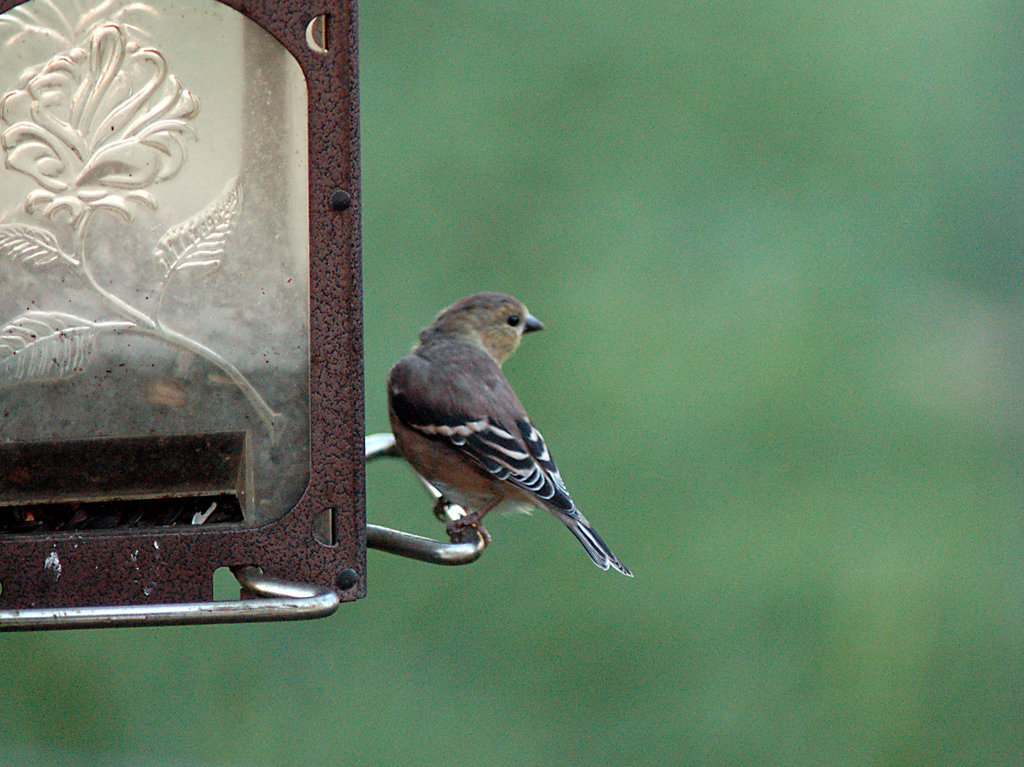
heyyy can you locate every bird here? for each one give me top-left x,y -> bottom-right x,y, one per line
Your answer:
387,292 -> 632,576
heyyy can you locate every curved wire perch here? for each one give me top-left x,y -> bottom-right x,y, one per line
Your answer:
365,432 -> 488,565
366,525 -> 486,566
0,566 -> 339,632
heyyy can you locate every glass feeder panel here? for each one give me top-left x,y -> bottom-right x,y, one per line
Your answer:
0,0 -> 310,526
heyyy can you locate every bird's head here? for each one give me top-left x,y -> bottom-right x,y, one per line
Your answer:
423,291 -> 544,365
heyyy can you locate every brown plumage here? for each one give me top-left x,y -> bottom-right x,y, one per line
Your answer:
387,292 -> 632,576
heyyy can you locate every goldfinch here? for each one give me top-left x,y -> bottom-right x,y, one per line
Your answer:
387,292 -> 632,576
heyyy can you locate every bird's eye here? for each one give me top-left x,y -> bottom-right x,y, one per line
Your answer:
507,314 -> 521,327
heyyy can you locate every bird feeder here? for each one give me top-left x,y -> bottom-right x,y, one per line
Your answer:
0,0 -> 367,628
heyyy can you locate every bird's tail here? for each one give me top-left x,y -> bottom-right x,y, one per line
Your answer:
557,511 -> 633,577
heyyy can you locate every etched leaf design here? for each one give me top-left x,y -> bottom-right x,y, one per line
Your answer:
0,311 -> 131,386
154,180 -> 242,278
0,224 -> 71,269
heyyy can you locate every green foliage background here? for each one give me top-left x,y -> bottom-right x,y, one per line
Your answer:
3,1 -> 1023,764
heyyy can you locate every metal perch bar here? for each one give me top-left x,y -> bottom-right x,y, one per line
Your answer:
365,432 -> 488,565
0,565 -> 339,632
366,525 -> 486,566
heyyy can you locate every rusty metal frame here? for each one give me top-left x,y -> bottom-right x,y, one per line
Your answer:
0,0 -> 365,620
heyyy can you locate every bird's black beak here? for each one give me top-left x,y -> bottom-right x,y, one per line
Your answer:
523,314 -> 544,333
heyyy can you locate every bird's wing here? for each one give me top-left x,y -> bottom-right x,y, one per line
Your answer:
388,352 -> 575,511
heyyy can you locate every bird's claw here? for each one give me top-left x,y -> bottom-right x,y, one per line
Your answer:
446,517 -> 491,547
432,496 -> 450,522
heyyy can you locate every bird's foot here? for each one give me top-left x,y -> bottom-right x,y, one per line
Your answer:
447,515 -> 491,546
432,495 -> 451,522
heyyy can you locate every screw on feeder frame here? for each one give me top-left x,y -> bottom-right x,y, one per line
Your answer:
336,568 -> 358,591
329,189 -> 351,211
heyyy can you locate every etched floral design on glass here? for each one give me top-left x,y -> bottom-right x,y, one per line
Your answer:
2,24 -> 197,227
0,20 -> 283,435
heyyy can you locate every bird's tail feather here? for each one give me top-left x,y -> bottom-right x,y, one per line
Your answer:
558,512 -> 633,577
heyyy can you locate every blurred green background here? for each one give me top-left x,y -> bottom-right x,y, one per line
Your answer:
3,0 -> 1023,764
